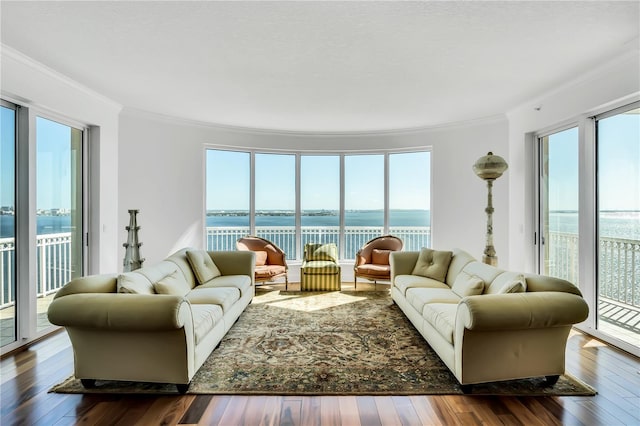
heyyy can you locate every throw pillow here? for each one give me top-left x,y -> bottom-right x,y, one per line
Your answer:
496,273 -> 526,294
371,249 -> 392,265
306,243 -> 337,262
451,270 -> 485,297
153,270 -> 191,297
116,272 -> 154,294
186,249 -> 222,285
255,250 -> 268,266
411,248 -> 453,282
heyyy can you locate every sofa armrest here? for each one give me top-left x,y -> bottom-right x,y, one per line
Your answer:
209,251 -> 255,282
53,274 -> 118,299
390,251 -> 420,283
458,292 -> 589,331
48,293 -> 192,331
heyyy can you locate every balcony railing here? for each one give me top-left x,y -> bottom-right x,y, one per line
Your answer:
1,229 -> 638,312
1,233 -> 73,308
547,233 -> 640,308
206,226 -> 432,259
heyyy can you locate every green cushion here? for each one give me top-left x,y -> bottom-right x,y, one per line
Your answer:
451,270 -> 484,297
186,249 -> 222,285
491,272 -> 527,294
116,272 -> 154,294
305,243 -> 338,262
153,270 -> 190,297
302,260 -> 340,274
411,248 -> 453,282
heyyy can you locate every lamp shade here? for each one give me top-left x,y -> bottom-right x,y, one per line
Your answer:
473,152 -> 508,180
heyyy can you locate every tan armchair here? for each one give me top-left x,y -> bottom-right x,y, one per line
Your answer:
354,235 -> 403,288
237,236 -> 289,290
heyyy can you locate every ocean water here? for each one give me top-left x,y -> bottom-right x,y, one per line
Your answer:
207,210 -> 430,227
0,210 -> 638,240
0,215 -> 74,239
549,211 -> 640,240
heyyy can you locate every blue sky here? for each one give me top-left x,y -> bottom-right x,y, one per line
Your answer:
206,150 -> 431,211
1,107 -> 15,209
0,111 -> 74,210
35,118 -> 74,211
598,111 -> 640,211
1,106 -> 638,213
547,111 -> 640,211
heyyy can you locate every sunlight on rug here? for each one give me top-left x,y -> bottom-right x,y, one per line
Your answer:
51,289 -> 597,396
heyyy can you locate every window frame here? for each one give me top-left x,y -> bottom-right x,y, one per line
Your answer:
533,99 -> 640,357
204,147 -> 432,261
1,98 -> 90,355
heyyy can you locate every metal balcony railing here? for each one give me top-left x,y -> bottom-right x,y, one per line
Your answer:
206,225 -> 432,260
1,233 -> 74,308
1,230 -> 638,314
547,233 -> 640,308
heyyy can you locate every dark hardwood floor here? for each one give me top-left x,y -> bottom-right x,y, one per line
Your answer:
2,285 -> 639,425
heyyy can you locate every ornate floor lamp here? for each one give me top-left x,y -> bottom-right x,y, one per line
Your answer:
473,152 -> 508,266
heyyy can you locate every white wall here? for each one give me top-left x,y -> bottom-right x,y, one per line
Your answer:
118,111 -> 509,267
0,46 -> 122,273
506,50 -> 640,273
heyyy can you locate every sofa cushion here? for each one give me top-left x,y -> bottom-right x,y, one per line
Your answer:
356,264 -> 390,277
186,287 -> 240,312
406,288 -> 460,314
445,248 -> 477,287
302,260 -> 340,275
190,304 -> 224,345
460,261 -> 504,288
371,249 -> 392,265
422,303 -> 457,345
134,261 -> 182,286
186,249 -> 222,285
487,271 -> 527,294
394,275 -> 449,296
451,270 -> 485,298
199,275 -> 253,297
411,248 -> 453,282
305,243 -> 338,262
153,270 -> 191,297
255,251 -> 268,266
255,265 -> 286,279
165,249 -> 198,289
116,272 -> 154,295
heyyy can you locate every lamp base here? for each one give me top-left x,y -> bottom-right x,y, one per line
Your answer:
482,255 -> 498,267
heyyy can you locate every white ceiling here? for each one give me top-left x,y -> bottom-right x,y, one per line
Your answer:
1,1 -> 639,133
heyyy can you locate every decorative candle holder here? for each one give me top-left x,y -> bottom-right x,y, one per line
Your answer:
123,209 -> 144,271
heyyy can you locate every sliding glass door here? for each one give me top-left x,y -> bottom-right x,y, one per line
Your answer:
538,127 -> 580,284
537,103 -> 639,354
596,105 -> 640,349
35,117 -> 85,332
1,102 -> 17,347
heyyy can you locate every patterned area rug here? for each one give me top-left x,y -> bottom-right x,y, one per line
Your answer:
51,290 -> 596,396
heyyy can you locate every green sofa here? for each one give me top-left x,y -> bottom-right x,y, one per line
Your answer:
47,248 -> 255,393
390,248 -> 589,391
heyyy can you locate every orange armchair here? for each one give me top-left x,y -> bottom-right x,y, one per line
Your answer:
236,236 -> 289,289
354,235 -> 403,288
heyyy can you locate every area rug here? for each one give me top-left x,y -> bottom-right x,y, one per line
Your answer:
51,289 -> 596,396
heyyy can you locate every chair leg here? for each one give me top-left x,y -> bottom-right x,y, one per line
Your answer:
285,276 -> 288,291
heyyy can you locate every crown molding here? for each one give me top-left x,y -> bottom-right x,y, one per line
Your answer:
507,47 -> 640,117
122,106 -> 507,138
1,44 -> 122,112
